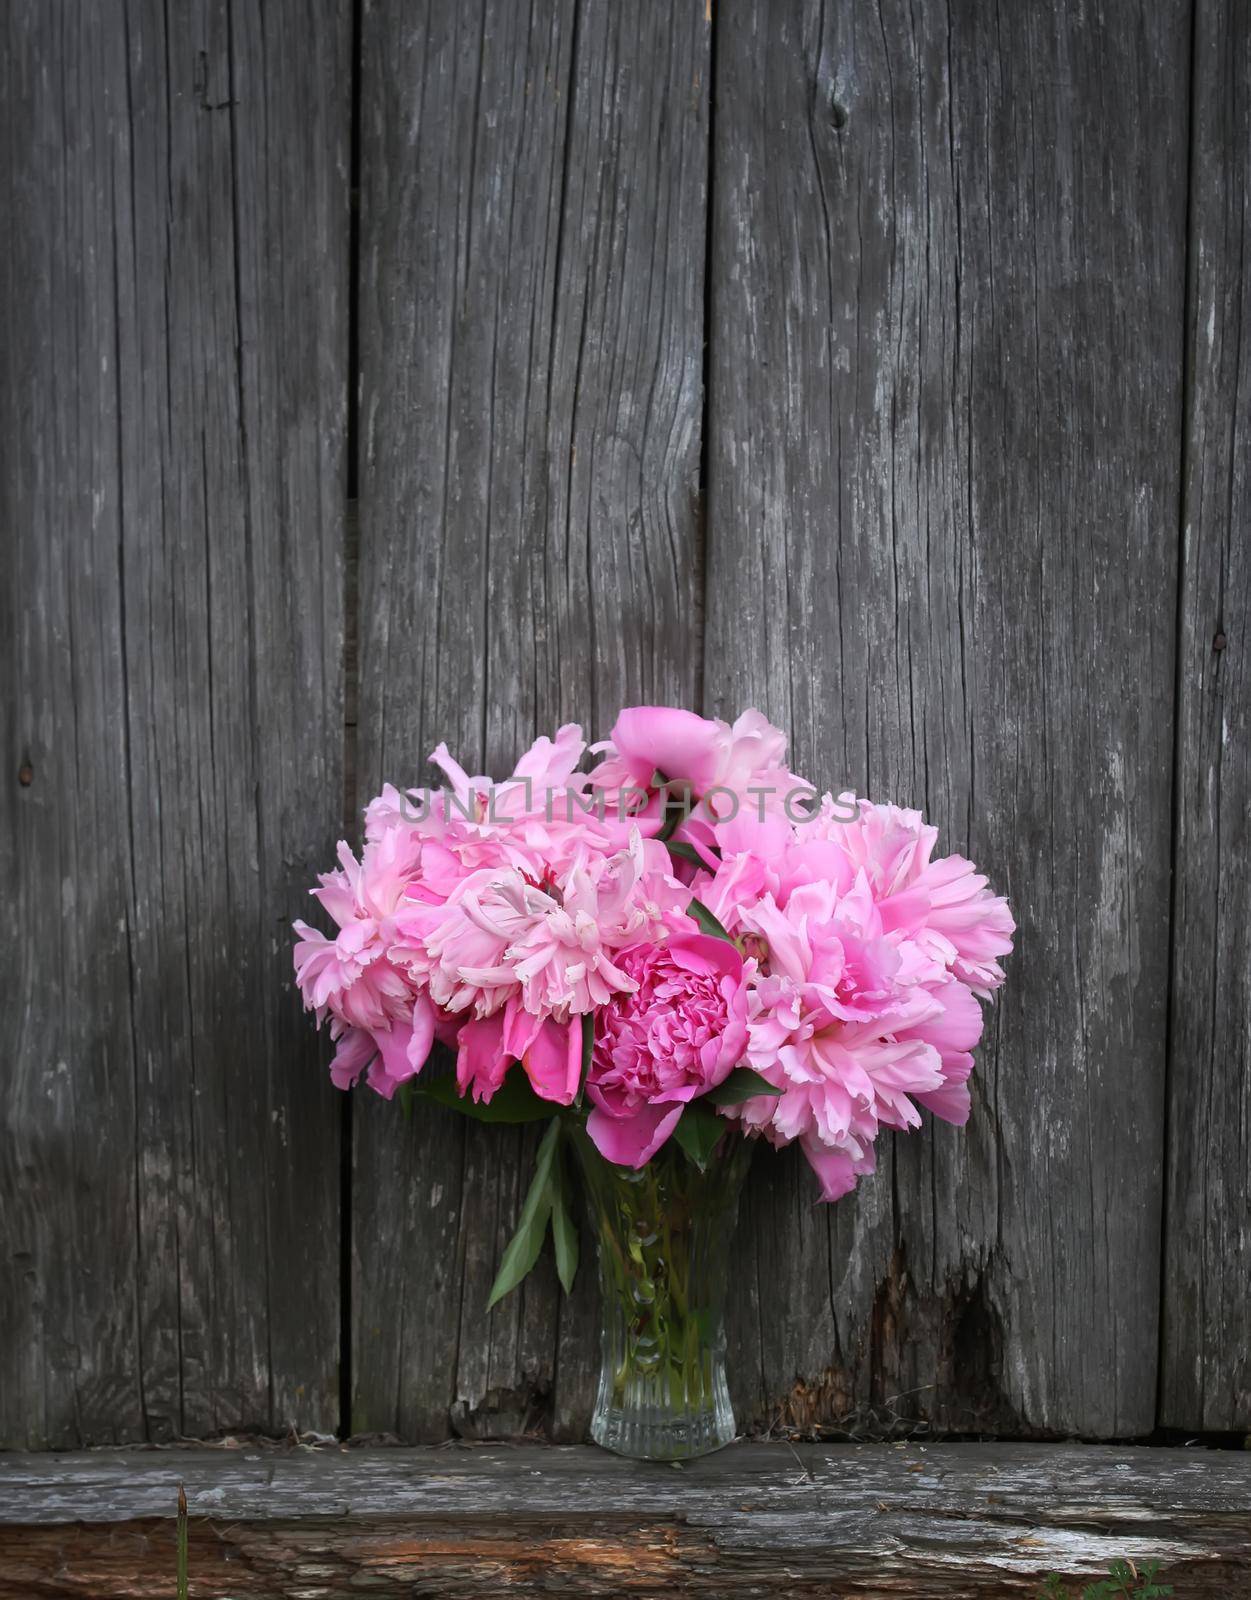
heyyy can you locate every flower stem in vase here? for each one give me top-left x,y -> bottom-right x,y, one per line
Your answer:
571,1122 -> 753,1461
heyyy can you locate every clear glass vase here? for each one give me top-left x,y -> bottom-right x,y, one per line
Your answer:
570,1123 -> 753,1461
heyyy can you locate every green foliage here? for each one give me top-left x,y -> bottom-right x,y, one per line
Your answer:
176,1484 -> 188,1600
487,1119 -> 562,1308
549,1146 -> 579,1296
487,1117 -> 580,1307
1037,1560 -> 1172,1599
673,1101 -> 725,1170
419,1066 -> 555,1123
685,896 -> 734,943
711,1066 -> 782,1106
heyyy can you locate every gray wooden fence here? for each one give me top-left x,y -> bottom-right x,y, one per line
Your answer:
2,0 -> 1247,1450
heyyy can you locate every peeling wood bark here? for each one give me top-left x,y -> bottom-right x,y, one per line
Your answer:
706,0 -> 1189,1440
1,1444 -> 1249,1597
1161,0 -> 1251,1433
0,0 -> 351,1445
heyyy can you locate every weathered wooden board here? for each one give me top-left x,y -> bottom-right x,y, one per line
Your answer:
2,1443 -> 1249,1596
0,0 -> 350,1445
705,0 -> 1189,1438
3,0 -> 1246,1456
1162,0 -> 1251,1433
352,0 -> 710,1441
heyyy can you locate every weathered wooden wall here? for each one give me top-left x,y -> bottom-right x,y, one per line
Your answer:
1162,0 -> 1251,1431
707,0 -> 1188,1442
1,0 -> 1247,1449
1,0 -> 350,1446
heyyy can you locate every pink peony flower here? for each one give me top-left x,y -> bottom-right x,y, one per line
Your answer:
725,874 -> 985,1196
292,711 -> 1013,1208
585,935 -> 750,1166
803,799 -> 1015,996
400,833 -> 688,1022
324,1003 -> 437,1101
364,725 -> 625,882
455,999 -> 584,1107
603,706 -> 731,794
591,705 -> 811,826
292,830 -> 439,1099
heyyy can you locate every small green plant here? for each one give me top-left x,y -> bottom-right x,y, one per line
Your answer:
177,1483 -> 189,1600
1037,1559 -> 1172,1599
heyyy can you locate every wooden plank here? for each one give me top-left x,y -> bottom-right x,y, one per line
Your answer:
2,1443 -> 1249,1596
352,0 -> 709,1441
1162,0 -> 1251,1432
706,0 -> 1188,1437
0,0 -> 350,1445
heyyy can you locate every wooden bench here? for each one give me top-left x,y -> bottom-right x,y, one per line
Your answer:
2,1441 -> 1249,1596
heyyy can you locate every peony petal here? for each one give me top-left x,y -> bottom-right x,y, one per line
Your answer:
501,995 -> 545,1060
456,1013 -> 510,1102
367,1012 -> 433,1100
329,1027 -> 374,1091
407,992 -> 437,1070
916,1077 -> 972,1125
521,1016 -> 584,1106
666,933 -> 743,982
609,706 -> 726,793
800,1134 -> 861,1201
586,1102 -> 684,1167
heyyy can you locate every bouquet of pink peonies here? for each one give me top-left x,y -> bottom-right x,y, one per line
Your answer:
293,706 -> 1013,1456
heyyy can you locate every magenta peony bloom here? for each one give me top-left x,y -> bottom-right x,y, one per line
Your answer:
455,999 -> 583,1107
585,935 -> 750,1166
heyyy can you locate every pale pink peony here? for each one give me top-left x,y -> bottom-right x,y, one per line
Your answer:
585,935 -> 750,1166
364,725 -> 623,881
292,832 -> 438,1099
801,798 -> 1015,996
725,873 -> 991,1198
399,832 -> 688,1023
590,706 -> 811,831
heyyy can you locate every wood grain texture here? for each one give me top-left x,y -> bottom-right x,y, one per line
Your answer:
0,0 -> 350,1445
1162,0 -> 1251,1432
2,1443 -> 1249,1596
706,0 -> 1189,1438
352,0 -> 709,1441
4,0 -> 1246,1454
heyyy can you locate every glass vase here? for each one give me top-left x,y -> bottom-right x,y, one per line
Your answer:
570,1123 -> 753,1461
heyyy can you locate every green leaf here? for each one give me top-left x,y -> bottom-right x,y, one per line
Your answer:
686,896 -> 734,944
418,1066 -> 554,1124
672,1101 -> 725,1170
655,780 -> 694,843
665,840 -> 706,867
549,1149 -> 579,1296
711,1067 -> 783,1107
485,1193 -> 552,1310
396,1079 -> 415,1120
487,1119 -> 563,1309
